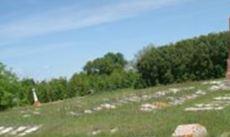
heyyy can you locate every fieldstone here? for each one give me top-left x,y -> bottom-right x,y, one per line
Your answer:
84,110 -> 93,114
9,126 -> 27,135
172,124 -> 207,137
170,88 -> 180,94
214,96 -> 230,101
18,125 -> 41,136
100,103 -> 116,109
140,103 -> 155,112
92,130 -> 101,136
140,102 -> 169,112
110,127 -> 118,134
94,106 -> 103,111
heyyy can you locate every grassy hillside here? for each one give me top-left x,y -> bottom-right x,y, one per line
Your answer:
0,79 -> 229,137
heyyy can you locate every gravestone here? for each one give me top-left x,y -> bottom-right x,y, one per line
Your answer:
32,88 -> 41,107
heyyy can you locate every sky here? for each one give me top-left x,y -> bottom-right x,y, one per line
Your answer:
0,0 -> 230,80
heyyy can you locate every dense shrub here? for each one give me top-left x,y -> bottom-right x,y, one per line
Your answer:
0,63 -> 22,110
36,77 -> 68,103
69,70 -> 139,96
135,32 -> 230,87
84,52 -> 127,75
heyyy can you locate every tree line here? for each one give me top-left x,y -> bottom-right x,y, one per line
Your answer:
0,31 -> 229,110
135,31 -> 229,87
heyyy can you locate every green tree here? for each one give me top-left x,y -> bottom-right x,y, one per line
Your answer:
84,52 -> 127,75
135,31 -> 230,88
0,63 -> 21,110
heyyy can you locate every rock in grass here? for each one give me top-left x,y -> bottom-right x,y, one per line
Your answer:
92,130 -> 101,136
100,103 -> 116,109
140,101 -> 170,112
84,110 -> 93,114
110,127 -> 118,134
172,124 -> 207,137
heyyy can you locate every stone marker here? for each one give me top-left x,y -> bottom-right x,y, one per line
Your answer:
32,88 -> 41,107
172,124 -> 207,137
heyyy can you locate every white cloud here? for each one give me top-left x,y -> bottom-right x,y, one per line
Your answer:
0,0 -> 189,40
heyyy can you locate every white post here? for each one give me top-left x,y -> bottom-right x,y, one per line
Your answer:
32,88 -> 38,102
32,88 -> 41,107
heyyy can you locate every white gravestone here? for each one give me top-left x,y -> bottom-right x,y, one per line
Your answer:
32,88 -> 41,107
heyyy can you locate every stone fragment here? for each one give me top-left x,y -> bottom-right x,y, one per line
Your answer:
185,107 -> 214,112
69,111 -> 81,116
94,106 -> 103,111
0,127 -> 13,135
170,88 -> 180,94
140,103 -> 155,112
92,130 -> 101,135
195,90 -> 206,95
172,124 -> 207,137
128,96 -> 141,102
18,125 -> 41,136
214,97 -> 230,100
110,127 -> 118,134
84,110 -> 93,114
140,102 -> 169,112
9,126 -> 27,135
0,126 -> 4,130
100,103 -> 116,109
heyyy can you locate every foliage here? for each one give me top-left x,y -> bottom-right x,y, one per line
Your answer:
67,52 -> 138,96
69,69 -> 139,96
36,77 -> 68,103
84,52 -> 127,75
135,32 -> 230,87
0,63 -> 22,110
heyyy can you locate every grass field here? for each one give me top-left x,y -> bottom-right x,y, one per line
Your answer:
0,79 -> 230,137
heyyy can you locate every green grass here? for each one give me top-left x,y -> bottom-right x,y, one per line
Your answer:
0,79 -> 230,137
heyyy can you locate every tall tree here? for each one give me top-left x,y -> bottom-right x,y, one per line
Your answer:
84,52 -> 127,75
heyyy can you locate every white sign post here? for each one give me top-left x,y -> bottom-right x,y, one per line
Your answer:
32,88 -> 41,107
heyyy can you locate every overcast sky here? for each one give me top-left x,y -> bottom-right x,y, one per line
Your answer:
0,0 -> 229,80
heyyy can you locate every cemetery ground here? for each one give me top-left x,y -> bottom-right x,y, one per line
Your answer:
0,79 -> 229,137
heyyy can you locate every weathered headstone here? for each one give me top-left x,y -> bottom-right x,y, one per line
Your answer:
172,124 -> 207,137
32,88 -> 41,107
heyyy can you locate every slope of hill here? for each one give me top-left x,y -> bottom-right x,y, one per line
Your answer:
0,79 -> 229,137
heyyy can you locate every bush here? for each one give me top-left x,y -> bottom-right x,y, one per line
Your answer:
135,32 -> 230,88
69,70 -> 139,96
0,63 -> 22,110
